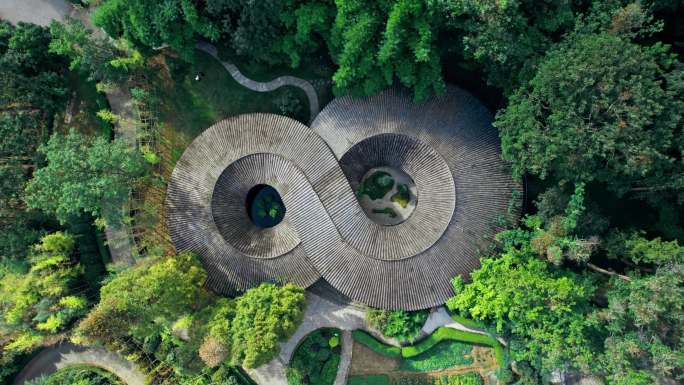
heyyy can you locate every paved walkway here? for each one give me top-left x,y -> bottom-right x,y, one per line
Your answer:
248,292 -> 393,385
247,293 -> 491,385
196,41 -> 320,123
13,342 -> 146,385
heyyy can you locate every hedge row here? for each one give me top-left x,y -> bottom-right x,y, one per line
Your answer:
351,330 -> 401,358
347,375 -> 391,385
400,327 -> 504,366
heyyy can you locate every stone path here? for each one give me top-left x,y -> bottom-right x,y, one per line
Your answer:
247,292 -> 393,385
196,41 -> 320,123
334,331 -> 354,385
13,342 -> 146,385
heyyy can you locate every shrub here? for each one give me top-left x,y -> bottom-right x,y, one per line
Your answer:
287,328 -> 341,385
199,336 -> 229,368
346,375 -> 390,385
351,330 -> 401,358
230,283 -> 306,368
365,308 -> 429,343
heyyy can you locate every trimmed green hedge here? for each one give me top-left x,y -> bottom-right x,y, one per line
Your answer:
351,330 -> 401,358
400,327 -> 504,366
347,375 -> 391,385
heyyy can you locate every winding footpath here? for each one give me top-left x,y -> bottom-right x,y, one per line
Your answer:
12,342 -> 146,385
196,41 -> 320,123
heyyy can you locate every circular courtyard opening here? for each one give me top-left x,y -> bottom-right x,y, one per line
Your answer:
245,184 -> 286,228
356,166 -> 417,226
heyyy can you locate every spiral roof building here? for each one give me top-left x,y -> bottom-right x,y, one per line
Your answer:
166,86 -> 520,310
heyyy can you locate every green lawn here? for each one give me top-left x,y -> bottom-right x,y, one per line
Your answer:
157,50 -> 310,165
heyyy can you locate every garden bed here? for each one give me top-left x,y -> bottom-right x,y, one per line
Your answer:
349,327 -> 500,385
287,328 -> 342,385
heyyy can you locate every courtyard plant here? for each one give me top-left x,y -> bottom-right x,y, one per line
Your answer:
286,328 -> 342,385
366,308 -> 429,343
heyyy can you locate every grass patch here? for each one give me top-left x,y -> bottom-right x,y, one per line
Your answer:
347,375 -> 391,385
400,340 -> 473,372
352,330 -> 401,358
157,50 -> 310,166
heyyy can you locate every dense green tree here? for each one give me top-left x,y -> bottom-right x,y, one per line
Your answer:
596,235 -> 684,385
0,232 -> 88,382
229,283 -> 306,368
75,252 -> 209,345
443,0 -> 578,94
0,21 -> 67,114
24,129 -> 146,224
495,24 -> 684,198
329,0 -> 445,101
92,0 -> 221,61
0,22 -> 67,262
365,307 -> 429,343
447,225 -> 600,380
76,253 -> 305,375
49,18 -> 143,83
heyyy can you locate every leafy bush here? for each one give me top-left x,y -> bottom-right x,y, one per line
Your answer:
400,340 -> 473,372
230,283 -> 306,368
346,375 -> 390,385
351,330 -> 401,358
365,308 -> 428,343
287,328 -> 341,385
0,232 -> 88,362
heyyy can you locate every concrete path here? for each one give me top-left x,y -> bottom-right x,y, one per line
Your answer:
0,0 -> 70,26
196,41 -> 320,123
248,292 -> 402,385
333,331 -> 353,385
248,292 -> 387,385
13,342 -> 146,385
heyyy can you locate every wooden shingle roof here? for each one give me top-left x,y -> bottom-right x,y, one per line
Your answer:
166,87 -> 520,310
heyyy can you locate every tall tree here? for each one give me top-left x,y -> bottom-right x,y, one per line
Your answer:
596,235 -> 684,385
92,0 -> 221,61
495,23 -> 684,197
447,222 -> 601,381
0,22 -> 67,262
24,129 -> 146,224
443,0 -> 578,94
0,232 -> 88,382
329,0 -> 446,101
